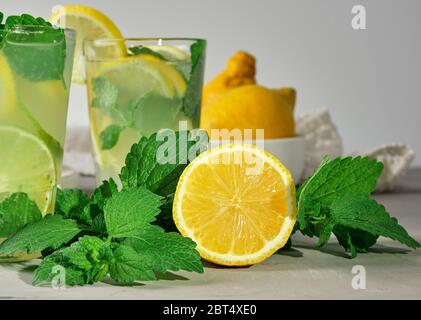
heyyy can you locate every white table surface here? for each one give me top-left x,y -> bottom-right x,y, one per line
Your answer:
1,169 -> 420,300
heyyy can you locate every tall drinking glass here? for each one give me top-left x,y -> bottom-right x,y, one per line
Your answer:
0,25 -> 75,260
84,38 -> 206,185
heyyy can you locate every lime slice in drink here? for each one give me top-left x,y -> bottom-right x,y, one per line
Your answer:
0,125 -> 56,214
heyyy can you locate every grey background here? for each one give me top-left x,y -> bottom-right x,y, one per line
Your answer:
3,0 -> 421,164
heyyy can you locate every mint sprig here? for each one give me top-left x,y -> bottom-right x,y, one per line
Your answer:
0,215 -> 82,255
0,12 -> 66,82
0,12 -> 51,43
31,185 -> 202,286
182,39 -> 206,118
0,193 -> 42,238
331,194 -> 419,248
0,130 -> 204,286
104,187 -> 162,238
120,130 -> 207,196
296,156 -> 420,257
99,125 -> 124,150
0,131 -> 419,286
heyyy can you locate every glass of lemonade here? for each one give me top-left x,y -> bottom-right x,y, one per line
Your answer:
85,38 -> 206,185
0,26 -> 75,215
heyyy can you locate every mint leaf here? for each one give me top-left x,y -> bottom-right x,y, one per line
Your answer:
34,236 -> 112,286
5,14 -> 51,28
154,194 -> 178,232
92,77 -> 119,111
55,180 -> 118,234
119,130 -> 207,196
104,187 -> 162,238
91,179 -> 119,210
55,189 -> 91,225
100,125 -> 124,150
91,77 -> 133,133
331,195 -> 420,250
1,13 -> 52,44
128,45 -> 165,60
59,236 -> 111,283
0,193 -> 42,237
1,14 -> 66,82
119,135 -> 148,188
33,255 -> 86,286
298,157 -> 383,234
60,236 -> 112,271
0,12 -> 4,43
182,39 -> 206,118
109,243 -> 156,284
124,225 -> 203,274
87,179 -> 119,234
333,226 -> 378,258
0,215 -> 82,255
297,156 -> 419,257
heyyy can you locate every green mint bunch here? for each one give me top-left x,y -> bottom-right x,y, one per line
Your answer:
295,157 -> 420,258
0,12 -> 66,82
1,131 -> 419,286
0,131 -> 205,286
0,12 -> 51,43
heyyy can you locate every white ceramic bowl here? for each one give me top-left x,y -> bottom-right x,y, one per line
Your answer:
209,136 -> 306,182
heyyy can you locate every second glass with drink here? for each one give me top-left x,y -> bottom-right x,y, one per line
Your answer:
84,38 -> 206,184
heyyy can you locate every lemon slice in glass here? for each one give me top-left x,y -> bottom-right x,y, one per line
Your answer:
145,45 -> 191,80
0,125 -> 56,214
50,5 -> 125,84
89,56 -> 186,177
145,45 -> 190,62
0,53 -> 17,116
129,54 -> 187,96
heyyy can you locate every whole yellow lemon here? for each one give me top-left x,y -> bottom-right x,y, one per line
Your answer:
200,85 -> 296,140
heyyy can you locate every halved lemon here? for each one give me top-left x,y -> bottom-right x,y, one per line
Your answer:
50,5 -> 125,84
0,125 -> 56,214
173,143 -> 297,266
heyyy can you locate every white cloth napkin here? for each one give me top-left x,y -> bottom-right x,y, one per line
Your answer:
63,110 -> 415,192
296,109 -> 415,192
